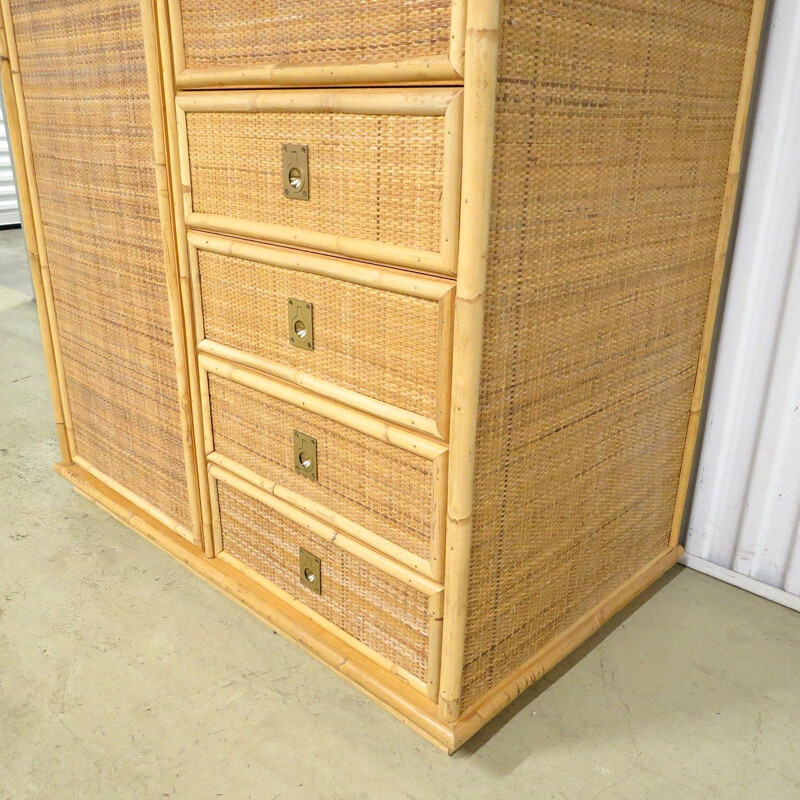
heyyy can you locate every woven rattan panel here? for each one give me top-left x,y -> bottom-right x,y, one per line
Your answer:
198,249 -> 443,420
207,375 -> 439,562
185,111 -> 445,255
216,481 -> 430,683
178,0 -> 453,70
9,0 -> 191,529
461,0 -> 754,709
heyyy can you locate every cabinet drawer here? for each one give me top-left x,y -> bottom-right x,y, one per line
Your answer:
191,232 -> 454,439
210,466 -> 443,698
177,89 -> 463,275
169,1 -> 466,89
201,357 -> 448,580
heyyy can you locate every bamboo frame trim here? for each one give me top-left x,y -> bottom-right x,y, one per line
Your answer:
188,230 -> 454,441
217,549 -> 430,698
0,0 -> 76,460
451,546 -> 684,749
74,455 -> 194,542
139,0 -> 203,547
210,464 -> 442,596
199,351 -> 449,581
185,213 -> 454,275
175,58 -> 461,91
166,0 -> 465,90
198,340 -> 447,441
207,450 -> 437,580
669,0 -> 770,548
56,460 -> 683,753
199,354 -> 448,461
57,460 -> 456,752
176,89 -> 463,276
187,231 -> 454,300
211,463 -> 444,697
156,0 -> 215,554
0,6 -> 70,462
176,88 -> 459,115
437,0 -> 502,724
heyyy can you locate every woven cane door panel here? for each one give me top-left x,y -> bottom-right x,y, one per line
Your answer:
460,0 -> 756,708
180,91 -> 462,273
8,0 -> 192,531
175,0 -> 457,77
214,479 -> 432,686
206,374 -> 444,569
196,246 -> 451,431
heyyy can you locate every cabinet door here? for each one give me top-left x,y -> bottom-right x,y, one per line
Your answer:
4,0 -> 200,542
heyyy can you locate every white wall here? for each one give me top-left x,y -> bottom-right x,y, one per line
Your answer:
684,0 -> 800,611
0,94 -> 20,227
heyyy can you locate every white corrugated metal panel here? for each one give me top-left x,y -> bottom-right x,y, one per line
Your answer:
0,96 -> 20,227
685,0 -> 800,610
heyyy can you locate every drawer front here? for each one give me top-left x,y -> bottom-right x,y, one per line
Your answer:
178,90 -> 463,275
192,233 -> 454,439
211,470 -> 442,695
202,361 -> 448,578
170,1 -> 465,88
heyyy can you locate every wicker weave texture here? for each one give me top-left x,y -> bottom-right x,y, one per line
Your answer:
185,110 -> 446,256
177,0 -> 453,70
207,375 -> 440,562
216,481 -> 431,682
461,0 -> 754,709
198,249 -> 444,421
9,0 -> 191,530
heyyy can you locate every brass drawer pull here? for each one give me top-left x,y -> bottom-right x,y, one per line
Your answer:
282,143 -> 309,200
294,430 -> 318,481
298,548 -> 322,595
288,298 -> 314,350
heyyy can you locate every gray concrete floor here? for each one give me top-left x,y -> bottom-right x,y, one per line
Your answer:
1,226 -> 799,799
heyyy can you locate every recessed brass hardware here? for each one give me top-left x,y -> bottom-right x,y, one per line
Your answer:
282,143 -> 309,200
288,298 -> 314,350
294,430 -> 318,481
298,548 -> 322,595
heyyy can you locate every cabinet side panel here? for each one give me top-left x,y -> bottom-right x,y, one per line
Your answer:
462,0 -> 755,709
9,0 -> 192,531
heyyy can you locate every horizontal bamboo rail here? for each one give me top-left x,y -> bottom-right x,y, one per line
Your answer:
176,87 -> 460,115
199,354 -> 448,461
207,451 -> 437,579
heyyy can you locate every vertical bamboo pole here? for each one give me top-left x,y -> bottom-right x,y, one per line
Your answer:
154,0 -> 215,555
0,0 -> 76,462
139,0 -> 205,547
438,0 -> 501,724
669,0 -> 770,548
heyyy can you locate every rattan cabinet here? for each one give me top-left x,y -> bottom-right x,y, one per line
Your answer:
1,0 -> 765,752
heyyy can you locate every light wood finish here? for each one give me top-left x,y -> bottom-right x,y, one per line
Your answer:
669,0 -> 770,548
438,0 -> 501,724
199,359 -> 449,581
1,0 -> 200,542
176,89 -> 463,275
7,0 -> 764,755
155,0 -> 215,554
210,465 -> 443,698
451,546 -> 684,748
210,464 -> 442,597
200,355 -> 448,461
189,231 -> 455,439
168,0 -> 466,90
207,451 -> 437,579
57,460 -> 456,752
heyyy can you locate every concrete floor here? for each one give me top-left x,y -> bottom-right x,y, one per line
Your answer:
1,226 -> 799,799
